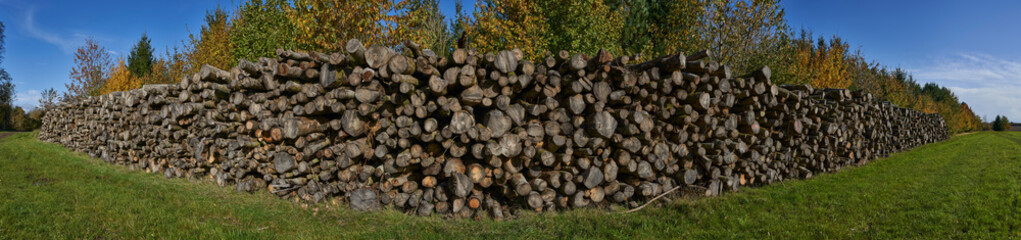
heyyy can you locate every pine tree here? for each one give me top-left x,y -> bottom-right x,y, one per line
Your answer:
127,33 -> 154,77
993,115 -> 1003,131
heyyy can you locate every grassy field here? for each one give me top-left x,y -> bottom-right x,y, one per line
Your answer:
0,131 -> 1018,239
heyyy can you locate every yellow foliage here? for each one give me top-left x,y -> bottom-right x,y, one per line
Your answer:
146,57 -> 187,85
645,0 -> 703,60
792,37 -> 851,89
467,0 -> 548,60
188,8 -> 234,71
394,0 -> 452,55
145,47 -> 191,85
288,0 -> 415,52
465,0 -> 624,60
100,60 -> 143,95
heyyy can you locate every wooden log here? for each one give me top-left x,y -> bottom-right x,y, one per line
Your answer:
365,45 -> 394,69
494,50 -> 518,74
341,111 -> 366,137
450,172 -> 473,198
283,117 -> 322,139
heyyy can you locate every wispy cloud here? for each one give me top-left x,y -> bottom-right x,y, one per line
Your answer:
14,89 -> 41,110
908,52 -> 1021,121
22,7 -> 81,54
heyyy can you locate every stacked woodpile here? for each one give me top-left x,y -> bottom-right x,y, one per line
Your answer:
39,40 -> 948,219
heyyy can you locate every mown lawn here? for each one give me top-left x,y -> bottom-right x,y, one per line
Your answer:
0,131 -> 1018,239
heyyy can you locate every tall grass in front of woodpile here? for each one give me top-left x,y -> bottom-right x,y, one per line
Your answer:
0,132 -> 1018,239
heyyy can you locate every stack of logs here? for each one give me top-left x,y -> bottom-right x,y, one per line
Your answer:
39,39 -> 948,219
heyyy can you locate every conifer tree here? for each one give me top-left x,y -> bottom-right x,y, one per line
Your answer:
127,33 -> 155,77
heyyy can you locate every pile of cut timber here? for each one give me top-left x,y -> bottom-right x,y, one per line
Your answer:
40,40 -> 948,219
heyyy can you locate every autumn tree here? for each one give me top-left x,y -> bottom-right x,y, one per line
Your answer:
127,33 -> 155,77
8,106 -> 39,131
165,0 -> 987,133
467,0 -> 625,60
67,38 -> 112,99
25,107 -> 45,130
467,0 -> 549,60
100,59 -> 143,95
287,0 -> 413,52
187,7 -> 234,71
788,33 -> 851,88
8,106 -> 24,130
960,103 -> 982,131
146,46 -> 191,85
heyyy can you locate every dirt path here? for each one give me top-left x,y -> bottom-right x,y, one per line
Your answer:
955,132 -> 976,137
0,132 -> 21,140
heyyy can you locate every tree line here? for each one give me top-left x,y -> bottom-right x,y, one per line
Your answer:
991,115 -> 1013,131
58,0 -> 983,133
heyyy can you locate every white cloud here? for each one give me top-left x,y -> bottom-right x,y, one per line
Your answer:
947,86 -> 1021,122
22,7 -> 81,54
908,52 -> 1021,121
14,89 -> 40,110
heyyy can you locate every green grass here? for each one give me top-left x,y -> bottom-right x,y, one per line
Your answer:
1,131 -> 1019,239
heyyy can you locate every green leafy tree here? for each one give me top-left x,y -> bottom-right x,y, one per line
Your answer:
0,20 -> 13,130
0,79 -> 11,130
127,33 -> 155,77
614,0 -> 702,59
407,0 -> 454,56
38,88 -> 58,116
540,0 -> 623,55
9,106 -> 40,131
230,0 -> 298,63
999,116 -> 1011,131
698,0 -> 791,76
467,0 -> 623,60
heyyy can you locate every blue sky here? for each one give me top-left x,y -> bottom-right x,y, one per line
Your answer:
0,0 -> 1018,121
